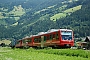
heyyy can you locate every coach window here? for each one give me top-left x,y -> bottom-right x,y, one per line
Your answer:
23,40 -> 28,43
17,41 -> 19,44
25,40 -> 27,43
56,33 -> 59,39
34,38 -> 38,43
53,34 -> 55,40
30,39 -> 32,42
38,37 -> 41,42
44,36 -> 47,41
50,34 -> 53,40
28,39 -> 32,43
47,36 -> 49,40
23,40 -> 25,43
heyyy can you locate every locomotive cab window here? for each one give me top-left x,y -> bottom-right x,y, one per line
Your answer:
61,31 -> 72,40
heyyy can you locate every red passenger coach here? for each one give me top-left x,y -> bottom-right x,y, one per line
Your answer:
15,39 -> 23,48
15,37 -> 33,48
15,29 -> 74,48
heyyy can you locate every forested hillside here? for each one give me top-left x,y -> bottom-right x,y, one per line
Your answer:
0,0 -> 90,40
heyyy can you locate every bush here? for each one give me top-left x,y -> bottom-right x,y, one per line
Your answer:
0,43 -> 6,47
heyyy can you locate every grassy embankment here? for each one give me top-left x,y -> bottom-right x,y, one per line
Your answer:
0,47 -> 90,60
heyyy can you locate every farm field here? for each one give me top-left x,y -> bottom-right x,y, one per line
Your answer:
0,47 -> 90,60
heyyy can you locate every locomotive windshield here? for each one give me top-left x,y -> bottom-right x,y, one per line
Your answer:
61,31 -> 72,40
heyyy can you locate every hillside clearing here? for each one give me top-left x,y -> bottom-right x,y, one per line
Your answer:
50,5 -> 82,21
64,5 -> 82,13
0,5 -> 25,21
50,13 -> 66,21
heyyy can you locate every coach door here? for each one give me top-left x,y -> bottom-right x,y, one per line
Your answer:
41,36 -> 44,48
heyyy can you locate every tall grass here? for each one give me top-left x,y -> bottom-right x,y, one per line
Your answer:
0,47 -> 90,60
34,49 -> 90,58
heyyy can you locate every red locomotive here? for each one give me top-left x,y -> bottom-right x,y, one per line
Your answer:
15,29 -> 74,48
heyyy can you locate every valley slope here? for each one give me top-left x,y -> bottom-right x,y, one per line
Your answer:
0,0 -> 90,40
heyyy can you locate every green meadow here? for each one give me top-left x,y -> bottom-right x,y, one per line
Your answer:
0,47 -> 90,60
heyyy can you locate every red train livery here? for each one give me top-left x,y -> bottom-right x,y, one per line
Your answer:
15,29 -> 74,48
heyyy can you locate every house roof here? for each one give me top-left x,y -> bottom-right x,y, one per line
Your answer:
85,36 -> 90,42
87,36 -> 90,40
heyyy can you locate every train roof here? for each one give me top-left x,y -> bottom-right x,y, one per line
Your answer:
33,29 -> 72,37
60,29 -> 72,31
47,29 -> 72,32
22,29 -> 73,39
